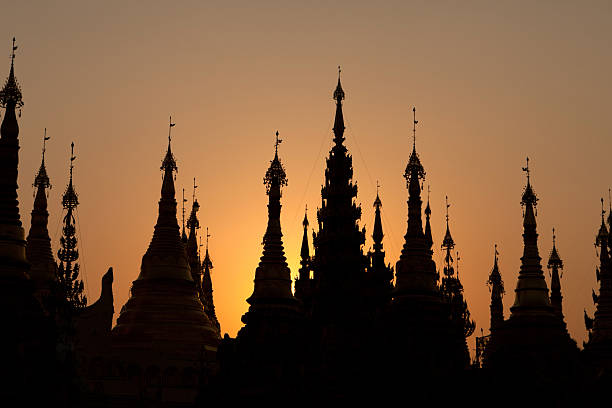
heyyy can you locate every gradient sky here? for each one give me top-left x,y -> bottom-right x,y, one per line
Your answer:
2,1 -> 611,354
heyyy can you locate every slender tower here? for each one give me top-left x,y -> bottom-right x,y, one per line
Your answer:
241,131 -> 300,325
393,108 -> 439,301
26,130 -> 57,302
0,37 -> 27,282
295,207 -> 314,306
312,68 -> 366,319
113,119 -> 219,360
366,186 -> 393,305
547,228 -> 564,319
56,142 -> 86,310
201,228 -> 220,335
390,108 -> 467,373
487,245 -> 505,331
439,196 -> 475,345
186,178 -> 202,298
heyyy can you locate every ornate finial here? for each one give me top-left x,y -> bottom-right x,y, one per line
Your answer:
548,227 -> 564,271
34,129 -> 51,189
264,131 -> 288,194
333,66 -> 345,102
161,118 -> 178,173
186,179 -> 200,231
553,227 -> 556,246
62,142 -> 79,210
412,107 -> 418,150
303,205 -> 309,228
374,182 -> 382,208
274,130 -> 282,156
442,195 -> 455,250
0,37 -> 23,109
521,157 -> 537,208
168,116 -> 176,144
42,128 -> 49,161
206,227 -> 211,251
494,244 -> 499,264
445,195 -> 450,224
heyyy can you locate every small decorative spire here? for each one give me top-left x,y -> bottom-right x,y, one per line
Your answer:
547,227 -> 564,319
62,142 -> 78,210
404,107 -> 425,184
264,131 -> 288,195
488,244 -> 505,331
161,116 -> 177,174
521,157 -> 537,210
333,65 -> 345,102
0,37 -> 23,109
596,197 -> 608,248
34,128 -> 51,190
300,205 -> 310,265
442,195 -> 455,251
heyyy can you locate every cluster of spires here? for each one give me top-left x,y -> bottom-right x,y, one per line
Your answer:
4,38 -> 612,401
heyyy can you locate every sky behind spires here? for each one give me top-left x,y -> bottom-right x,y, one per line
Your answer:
2,1 -> 612,353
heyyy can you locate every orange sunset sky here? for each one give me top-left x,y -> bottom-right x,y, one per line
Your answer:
2,1 -> 612,354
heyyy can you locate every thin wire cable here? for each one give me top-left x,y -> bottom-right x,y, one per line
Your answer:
292,115 -> 335,225
345,120 -> 399,257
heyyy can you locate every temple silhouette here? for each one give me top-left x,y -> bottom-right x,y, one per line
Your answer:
1,41 -> 611,406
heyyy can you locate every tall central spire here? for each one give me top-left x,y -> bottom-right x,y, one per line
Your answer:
312,70 -> 366,312
510,157 -> 553,316
137,118 -> 192,281
333,66 -> 345,146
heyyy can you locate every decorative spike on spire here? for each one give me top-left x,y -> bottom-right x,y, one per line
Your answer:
34,129 -> 51,190
404,107 -> 425,185
332,67 -> 346,146
372,184 -> 384,251
62,142 -> 78,210
441,196 -> 455,267
547,227 -> 564,319
0,37 -> 23,109
596,197 -> 609,248
300,205 -> 310,262
181,188 -> 187,242
488,244 -> 505,331
424,184 -> 433,248
264,131 -> 288,195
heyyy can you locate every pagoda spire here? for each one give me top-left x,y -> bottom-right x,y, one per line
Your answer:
547,228 -> 564,319
312,71 -> 365,311
26,129 -> 56,298
57,142 -> 87,310
245,131 -> 295,307
137,117 -> 192,281
186,178 -> 202,295
332,66 -> 345,146
440,196 -> 475,339
487,244 -> 505,331
372,182 -> 383,252
509,157 -> 553,316
424,185 -> 433,249
201,227 -> 220,334
394,107 -> 438,299
299,206 -> 310,281
0,37 -> 25,236
368,185 -> 393,302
